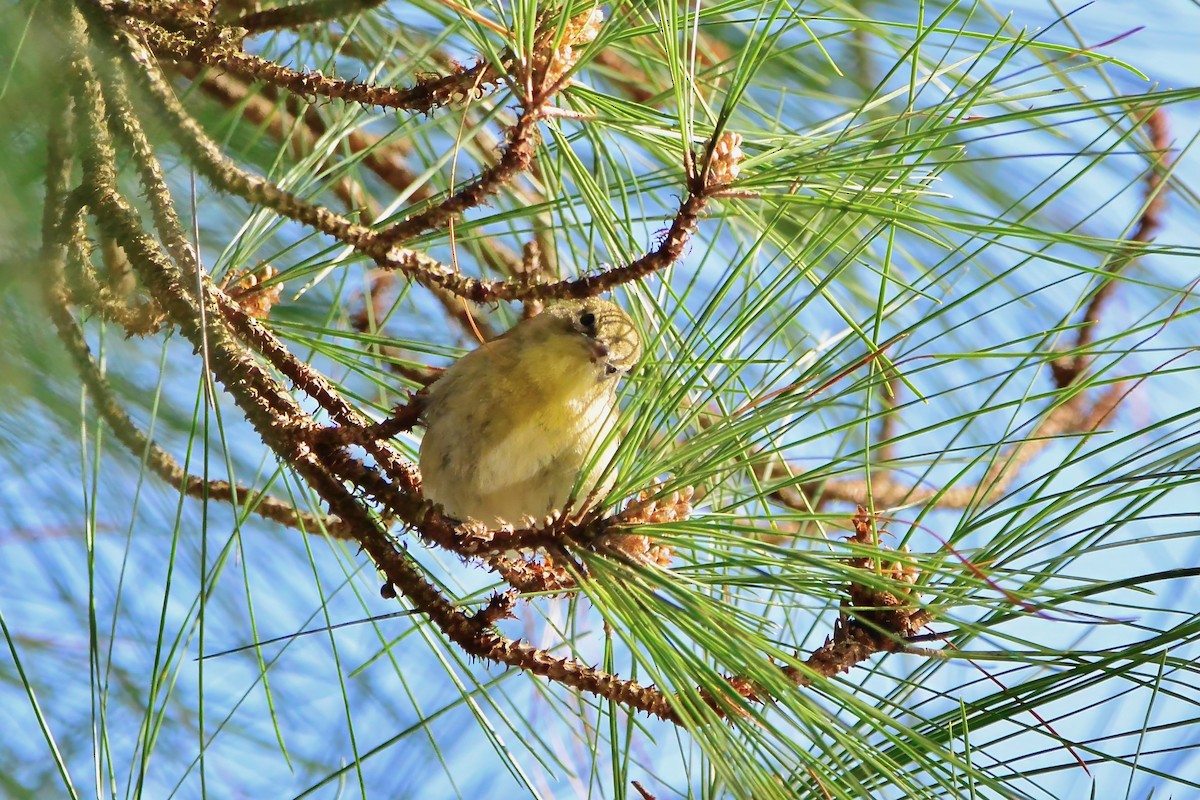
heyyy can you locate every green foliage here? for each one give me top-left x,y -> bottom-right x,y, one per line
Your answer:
2,0 -> 1199,798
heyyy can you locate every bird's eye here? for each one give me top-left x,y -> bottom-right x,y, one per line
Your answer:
605,364 -> 619,375
579,311 -> 596,330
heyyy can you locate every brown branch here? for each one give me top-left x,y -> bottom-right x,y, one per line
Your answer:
1079,108 -> 1171,342
233,0 -> 387,33
764,383 -> 1128,512
62,212 -> 166,335
631,781 -> 658,800
176,61 -> 441,207
700,508 -> 937,718
372,9 -> 610,247
175,63 -> 502,340
179,63 -> 383,219
488,553 -> 580,595
375,106 -> 543,245
374,131 -> 745,303
1053,108 -> 1172,388
120,14 -> 504,113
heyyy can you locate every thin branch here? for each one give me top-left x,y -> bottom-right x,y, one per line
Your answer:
765,383 -> 1128,512
233,0 -> 388,33
120,13 -> 504,113
1053,108 -> 1172,387
699,508 -> 937,718
179,63 -> 388,219
375,106 -> 543,245
375,131 -> 745,303
176,63 -> 502,339
372,9 -> 610,246
63,212 -> 166,335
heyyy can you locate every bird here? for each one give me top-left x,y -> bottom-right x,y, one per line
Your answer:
418,298 -> 641,527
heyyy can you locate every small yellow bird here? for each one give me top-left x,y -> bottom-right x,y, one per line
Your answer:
419,298 -> 642,526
